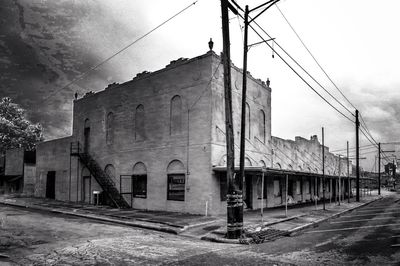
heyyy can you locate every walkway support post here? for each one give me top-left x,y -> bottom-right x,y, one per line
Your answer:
378,143 -> 381,195
285,174 -> 288,217
261,171 -> 264,224
322,127 -> 325,210
221,0 -> 242,239
347,141 -> 350,203
356,109 -> 360,202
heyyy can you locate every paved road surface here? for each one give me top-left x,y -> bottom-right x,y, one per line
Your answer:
1,194 -> 399,265
168,193 -> 400,265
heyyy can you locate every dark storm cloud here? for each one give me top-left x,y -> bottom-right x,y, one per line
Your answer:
0,0 -> 146,140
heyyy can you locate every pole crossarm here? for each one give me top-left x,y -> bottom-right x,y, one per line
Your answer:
250,0 -> 280,23
248,38 -> 276,48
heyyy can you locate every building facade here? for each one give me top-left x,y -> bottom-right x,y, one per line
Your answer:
30,50 -> 354,215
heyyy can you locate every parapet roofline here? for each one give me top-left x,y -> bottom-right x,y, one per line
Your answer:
76,50 -> 270,101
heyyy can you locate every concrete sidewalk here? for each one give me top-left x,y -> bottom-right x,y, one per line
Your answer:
0,196 -> 217,234
0,190 -> 390,244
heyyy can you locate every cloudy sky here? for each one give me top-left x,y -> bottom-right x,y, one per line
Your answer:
1,0 -> 400,169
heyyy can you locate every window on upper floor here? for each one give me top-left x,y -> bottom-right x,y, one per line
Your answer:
106,112 -> 114,145
170,95 -> 182,136
135,105 -> 145,141
245,102 -> 250,139
259,110 -> 266,143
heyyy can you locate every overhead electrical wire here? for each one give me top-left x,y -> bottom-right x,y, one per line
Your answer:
233,10 -> 355,123
275,4 -> 357,112
41,1 -> 198,102
274,3 -> 385,161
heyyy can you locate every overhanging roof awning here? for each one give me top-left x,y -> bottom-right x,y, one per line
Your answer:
213,166 -> 359,180
0,175 -> 22,182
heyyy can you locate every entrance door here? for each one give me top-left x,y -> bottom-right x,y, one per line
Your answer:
45,171 -> 56,199
84,127 -> 90,153
83,176 -> 91,203
244,175 -> 253,209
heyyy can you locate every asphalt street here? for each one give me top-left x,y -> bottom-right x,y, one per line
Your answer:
1,194 -> 399,265
167,193 -> 400,265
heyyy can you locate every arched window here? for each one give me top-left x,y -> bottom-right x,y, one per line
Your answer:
167,160 -> 185,201
132,162 -> 147,198
170,95 -> 182,135
106,112 -> 114,144
275,163 -> 282,169
104,164 -> 116,183
259,110 -> 266,143
245,102 -> 250,139
135,105 -> 145,141
245,157 -> 252,166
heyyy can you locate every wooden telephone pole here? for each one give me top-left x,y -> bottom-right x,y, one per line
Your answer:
220,0 -> 242,239
355,109 -> 360,202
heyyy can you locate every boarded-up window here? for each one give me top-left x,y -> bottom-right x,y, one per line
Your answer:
167,160 -> 185,201
259,110 -> 265,143
106,112 -> 114,144
135,105 -> 145,141
296,180 -> 301,194
170,95 -> 182,135
132,162 -> 147,198
104,164 -> 116,184
273,179 -> 281,196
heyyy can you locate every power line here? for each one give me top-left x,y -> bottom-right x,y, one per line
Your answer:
250,20 -> 355,119
41,1 -> 198,102
236,14 -> 355,123
331,144 -> 375,153
275,4 -> 357,112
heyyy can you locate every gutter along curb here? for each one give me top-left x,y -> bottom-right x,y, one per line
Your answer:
0,200 -> 181,235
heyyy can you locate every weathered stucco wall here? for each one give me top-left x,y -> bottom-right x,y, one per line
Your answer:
35,136 -> 74,200
4,148 -> 24,176
69,52 -> 215,214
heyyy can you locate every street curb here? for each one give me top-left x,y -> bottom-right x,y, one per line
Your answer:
0,200 -> 180,235
288,196 -> 383,236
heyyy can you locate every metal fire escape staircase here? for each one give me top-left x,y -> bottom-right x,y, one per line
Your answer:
70,141 -> 130,208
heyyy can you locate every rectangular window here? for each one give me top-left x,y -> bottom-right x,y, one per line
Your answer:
167,174 -> 185,201
305,180 -> 310,193
296,180 -> 301,195
273,179 -> 281,197
220,173 -> 227,201
132,175 -> 147,198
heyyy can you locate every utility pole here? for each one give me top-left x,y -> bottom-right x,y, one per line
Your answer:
220,0 -> 242,239
239,1 -> 278,208
322,127 -> 325,210
238,5 -> 249,205
347,141 -> 350,203
378,143 -> 381,195
393,159 -> 396,189
338,155 -> 341,205
355,109 -> 360,202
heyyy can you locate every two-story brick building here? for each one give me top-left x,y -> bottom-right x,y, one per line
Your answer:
30,49 -> 354,215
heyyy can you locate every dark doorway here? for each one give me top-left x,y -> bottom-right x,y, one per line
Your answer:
83,176 -> 91,204
244,175 -> 253,209
84,126 -> 90,153
288,179 -> 294,197
46,171 -> 56,199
